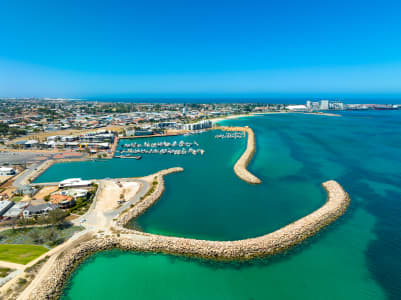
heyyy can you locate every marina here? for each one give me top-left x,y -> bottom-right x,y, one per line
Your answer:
3,1 -> 400,298
115,139 -> 205,157
29,112 -> 401,300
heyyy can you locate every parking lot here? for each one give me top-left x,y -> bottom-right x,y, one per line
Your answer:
0,152 -> 48,165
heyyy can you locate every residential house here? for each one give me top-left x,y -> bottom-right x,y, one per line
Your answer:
3,202 -> 29,219
0,200 -> 14,217
61,189 -> 88,198
22,203 -> 57,218
15,185 -> 38,197
50,194 -> 76,209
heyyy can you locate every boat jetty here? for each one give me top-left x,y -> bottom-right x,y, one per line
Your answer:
114,155 -> 142,160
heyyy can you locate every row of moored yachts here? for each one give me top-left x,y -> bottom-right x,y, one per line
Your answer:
215,132 -> 246,139
122,140 -> 199,148
117,148 -> 205,155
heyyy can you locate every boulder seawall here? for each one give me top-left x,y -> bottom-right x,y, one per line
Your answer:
27,179 -> 350,299
118,167 -> 184,226
219,126 -> 261,184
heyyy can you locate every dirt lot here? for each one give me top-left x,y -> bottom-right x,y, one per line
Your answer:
34,186 -> 59,200
0,187 -> 17,200
0,176 -> 12,185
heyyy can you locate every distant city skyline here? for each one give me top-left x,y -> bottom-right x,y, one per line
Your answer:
1,0 -> 401,98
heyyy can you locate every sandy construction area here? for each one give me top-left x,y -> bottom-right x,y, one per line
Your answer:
121,181 -> 140,202
96,181 -> 120,211
92,181 -> 140,228
34,186 -> 58,200
95,181 -> 121,212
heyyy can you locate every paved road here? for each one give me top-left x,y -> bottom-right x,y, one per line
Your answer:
32,182 -> 59,187
11,152 -> 87,188
0,261 -> 24,270
0,269 -> 22,287
0,152 -> 44,165
13,162 -> 42,188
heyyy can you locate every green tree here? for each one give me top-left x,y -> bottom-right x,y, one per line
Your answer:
47,209 -> 69,227
43,228 -> 59,245
29,230 -> 43,244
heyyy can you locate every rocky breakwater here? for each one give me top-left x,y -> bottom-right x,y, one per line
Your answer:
219,126 -> 261,184
26,238 -> 118,300
117,167 -> 184,228
27,180 -> 350,299
117,180 -> 350,260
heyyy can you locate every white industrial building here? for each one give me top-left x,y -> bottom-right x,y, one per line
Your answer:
0,167 -> 16,176
0,200 -> 14,217
320,100 -> 329,110
59,178 -> 92,188
3,202 -> 29,219
286,105 -> 307,111
183,120 -> 212,131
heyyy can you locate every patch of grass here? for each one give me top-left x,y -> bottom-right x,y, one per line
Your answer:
0,267 -> 11,277
0,225 -> 84,248
0,244 -> 48,265
11,196 -> 22,202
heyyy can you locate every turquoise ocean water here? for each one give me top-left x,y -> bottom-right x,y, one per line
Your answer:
36,112 -> 401,300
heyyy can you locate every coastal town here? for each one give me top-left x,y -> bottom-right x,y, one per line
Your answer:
0,98 -> 386,230
0,98 -> 394,299
3,0 -> 401,297
0,98 -> 393,237
0,98 -> 399,152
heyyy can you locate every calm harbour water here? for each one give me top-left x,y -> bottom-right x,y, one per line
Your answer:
36,112 -> 401,300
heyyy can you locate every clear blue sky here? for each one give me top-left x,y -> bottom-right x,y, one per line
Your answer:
0,0 -> 401,99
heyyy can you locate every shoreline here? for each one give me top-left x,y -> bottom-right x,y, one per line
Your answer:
27,177 -> 350,299
209,113 -> 256,124
24,110 -> 337,184
14,113 -> 349,299
301,112 -> 342,117
21,156 -> 92,185
27,123 -> 260,185
210,111 -> 341,125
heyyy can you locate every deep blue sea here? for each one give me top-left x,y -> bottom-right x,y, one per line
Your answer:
86,97 -> 400,104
